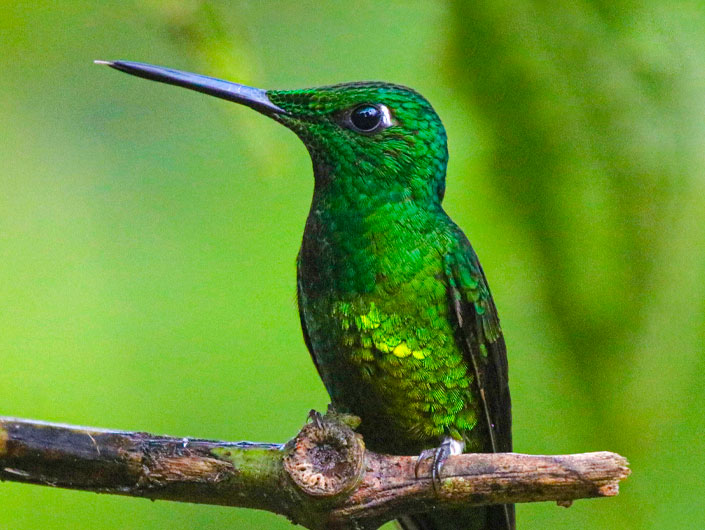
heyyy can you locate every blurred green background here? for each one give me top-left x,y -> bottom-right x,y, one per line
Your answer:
1,1 -> 704,528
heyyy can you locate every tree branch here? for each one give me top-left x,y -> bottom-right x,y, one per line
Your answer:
0,412 -> 630,529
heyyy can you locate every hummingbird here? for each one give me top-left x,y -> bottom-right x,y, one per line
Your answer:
98,60 -> 514,530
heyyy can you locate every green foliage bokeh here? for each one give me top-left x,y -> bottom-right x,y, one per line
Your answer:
1,1 -> 703,528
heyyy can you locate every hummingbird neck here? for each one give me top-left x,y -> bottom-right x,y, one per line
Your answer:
310,157 -> 446,215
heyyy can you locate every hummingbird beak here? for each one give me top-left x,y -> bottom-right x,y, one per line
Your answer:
95,60 -> 287,116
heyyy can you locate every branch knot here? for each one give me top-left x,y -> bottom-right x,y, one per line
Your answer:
284,412 -> 365,497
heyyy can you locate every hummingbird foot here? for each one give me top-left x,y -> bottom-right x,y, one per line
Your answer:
307,407 -> 362,430
307,409 -> 324,429
414,437 -> 465,491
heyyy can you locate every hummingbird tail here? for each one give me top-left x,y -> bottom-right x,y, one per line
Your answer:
397,504 -> 515,530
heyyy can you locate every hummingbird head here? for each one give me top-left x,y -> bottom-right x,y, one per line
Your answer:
267,84 -> 448,205
97,61 -> 449,207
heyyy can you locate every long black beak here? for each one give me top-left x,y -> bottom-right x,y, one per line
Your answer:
95,60 -> 286,115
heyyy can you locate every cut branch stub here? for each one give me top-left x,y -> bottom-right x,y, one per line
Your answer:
284,413 -> 365,498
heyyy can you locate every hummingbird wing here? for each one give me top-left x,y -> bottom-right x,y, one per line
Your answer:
444,237 -> 515,530
444,237 -> 512,454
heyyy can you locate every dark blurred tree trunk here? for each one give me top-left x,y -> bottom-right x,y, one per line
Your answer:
448,1 -> 704,453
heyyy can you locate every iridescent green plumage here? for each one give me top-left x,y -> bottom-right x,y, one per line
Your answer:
100,61 -> 513,530
273,84 -> 513,530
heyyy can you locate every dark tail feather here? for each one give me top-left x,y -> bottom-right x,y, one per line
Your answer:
397,504 -> 515,530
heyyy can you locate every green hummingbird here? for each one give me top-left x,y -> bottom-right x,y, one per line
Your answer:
98,60 -> 514,530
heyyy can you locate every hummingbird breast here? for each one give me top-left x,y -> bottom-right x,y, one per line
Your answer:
297,204 -> 480,455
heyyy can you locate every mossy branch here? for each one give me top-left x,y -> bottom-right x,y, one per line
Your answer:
0,412 -> 630,529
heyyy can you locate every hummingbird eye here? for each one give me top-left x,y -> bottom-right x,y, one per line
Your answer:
347,104 -> 392,133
